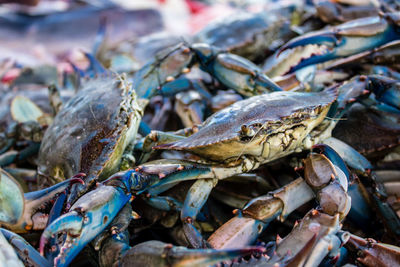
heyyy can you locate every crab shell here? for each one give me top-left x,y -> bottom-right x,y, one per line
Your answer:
37,75 -> 144,188
193,12 -> 293,61
156,87 -> 337,163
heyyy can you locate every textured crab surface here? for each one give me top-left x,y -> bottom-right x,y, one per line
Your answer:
37,75 -> 143,187
156,87 -> 337,162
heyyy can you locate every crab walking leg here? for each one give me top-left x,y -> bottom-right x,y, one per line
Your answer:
133,159 -> 260,248
180,178 -> 218,248
139,131 -> 186,164
146,196 -> 183,211
95,201 -> 266,266
208,177 -> 315,249
210,145 -> 352,250
345,233 -> 400,267
134,42 -> 281,100
138,158 -> 260,194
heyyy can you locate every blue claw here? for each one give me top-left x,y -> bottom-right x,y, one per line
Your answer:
1,228 -> 51,267
322,137 -> 373,173
40,170 -> 136,266
278,14 -> 400,72
192,43 -> 282,95
368,75 -> 400,110
312,144 -> 351,179
0,170 -> 84,233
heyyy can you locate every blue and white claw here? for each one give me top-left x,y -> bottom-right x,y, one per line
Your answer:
0,169 -> 84,233
39,170 -> 137,266
278,13 -> 400,72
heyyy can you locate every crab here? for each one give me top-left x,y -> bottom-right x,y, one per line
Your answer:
192,10 -> 295,62
132,42 -> 282,100
36,72 -> 145,195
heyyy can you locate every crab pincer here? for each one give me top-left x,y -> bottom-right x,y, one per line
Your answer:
0,169 -> 84,233
119,241 -> 265,267
39,170 -> 140,266
277,13 -> 400,72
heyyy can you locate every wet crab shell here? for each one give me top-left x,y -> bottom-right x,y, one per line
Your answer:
37,74 -> 143,188
156,87 -> 337,163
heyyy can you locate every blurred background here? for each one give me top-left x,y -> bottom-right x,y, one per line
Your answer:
0,0 -> 303,67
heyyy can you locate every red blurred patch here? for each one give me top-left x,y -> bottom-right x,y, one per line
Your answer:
1,68 -> 21,84
185,0 -> 207,14
187,4 -> 235,33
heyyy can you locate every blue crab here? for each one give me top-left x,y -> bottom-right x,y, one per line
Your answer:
132,74 -> 400,248
37,71 -> 145,193
46,76 -> 368,250
193,11 -> 294,61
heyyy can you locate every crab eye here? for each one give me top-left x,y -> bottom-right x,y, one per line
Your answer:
240,125 -> 256,137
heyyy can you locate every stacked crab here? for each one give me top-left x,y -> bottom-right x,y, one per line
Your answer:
0,0 -> 399,266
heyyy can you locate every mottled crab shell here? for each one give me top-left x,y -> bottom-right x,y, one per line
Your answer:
193,12 -> 291,61
156,87 -> 337,162
37,75 -> 143,188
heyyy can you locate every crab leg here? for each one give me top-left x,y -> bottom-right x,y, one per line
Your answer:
40,170 -> 136,266
180,178 -> 217,248
120,241 -> 265,267
146,196 -> 183,211
345,234 -> 400,266
191,43 -> 282,95
95,200 -> 265,266
0,228 -> 50,267
272,210 -> 348,266
208,177 -> 314,249
0,229 -> 24,267
134,42 -> 281,100
277,13 -> 400,72
210,145 -> 352,251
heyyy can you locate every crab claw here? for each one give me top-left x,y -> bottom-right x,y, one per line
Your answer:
278,14 -> 400,72
0,169 -> 24,227
368,75 -> 400,111
0,169 -> 84,233
0,228 -> 51,267
40,170 -> 135,266
119,240 -> 265,267
345,234 -> 400,267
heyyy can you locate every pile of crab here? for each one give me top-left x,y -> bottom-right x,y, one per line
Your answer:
0,0 -> 400,266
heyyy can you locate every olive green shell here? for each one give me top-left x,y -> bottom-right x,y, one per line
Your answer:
37,75 -> 143,188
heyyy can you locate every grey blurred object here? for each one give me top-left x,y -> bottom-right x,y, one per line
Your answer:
0,4 -> 164,64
